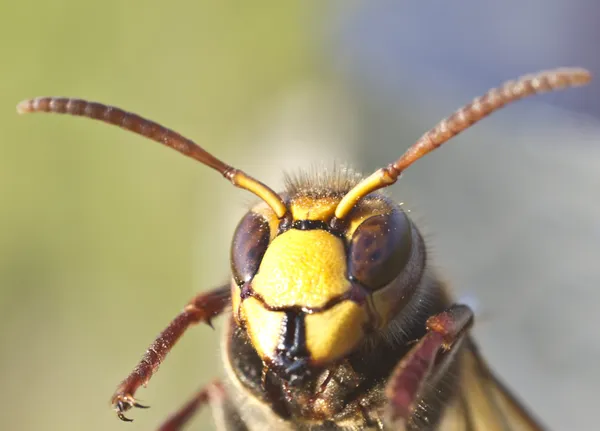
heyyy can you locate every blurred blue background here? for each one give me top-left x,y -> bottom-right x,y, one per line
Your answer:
1,1 -> 598,430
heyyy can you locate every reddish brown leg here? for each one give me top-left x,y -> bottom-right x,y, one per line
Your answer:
157,381 -> 225,431
111,285 -> 230,422
384,304 -> 474,425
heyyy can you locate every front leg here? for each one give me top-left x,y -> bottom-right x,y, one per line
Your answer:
384,304 -> 474,427
111,285 -> 231,422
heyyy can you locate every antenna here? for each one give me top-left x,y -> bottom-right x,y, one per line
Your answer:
17,97 -> 288,218
335,67 -> 592,220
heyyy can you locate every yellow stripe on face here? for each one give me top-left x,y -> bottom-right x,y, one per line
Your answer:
241,296 -> 286,362
305,300 -> 369,365
251,229 -> 349,309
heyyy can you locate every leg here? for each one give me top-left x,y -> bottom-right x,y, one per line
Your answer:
384,304 -> 474,427
157,381 -> 224,431
111,285 -> 231,421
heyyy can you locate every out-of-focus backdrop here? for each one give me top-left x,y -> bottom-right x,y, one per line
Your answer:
1,1 -> 598,430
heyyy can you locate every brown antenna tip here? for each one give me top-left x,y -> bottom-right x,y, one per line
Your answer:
16,99 -> 35,114
392,67 -> 591,173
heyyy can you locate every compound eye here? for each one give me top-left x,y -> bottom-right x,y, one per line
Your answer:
348,210 -> 412,290
231,211 -> 271,285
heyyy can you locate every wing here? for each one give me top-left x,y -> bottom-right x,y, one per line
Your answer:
438,339 -> 546,431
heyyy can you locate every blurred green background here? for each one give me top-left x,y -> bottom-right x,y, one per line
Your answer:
2,2 -> 600,431
1,2 -> 344,430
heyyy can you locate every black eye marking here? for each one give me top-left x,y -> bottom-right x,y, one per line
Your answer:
277,217 -> 346,238
292,219 -> 328,230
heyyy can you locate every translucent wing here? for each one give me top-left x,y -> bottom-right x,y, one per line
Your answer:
438,340 -> 545,431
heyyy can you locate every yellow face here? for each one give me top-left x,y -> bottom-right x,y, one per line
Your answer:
230,194 -> 422,383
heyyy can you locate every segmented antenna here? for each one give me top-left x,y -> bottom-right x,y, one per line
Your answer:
335,67 -> 592,220
16,97 -> 288,218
